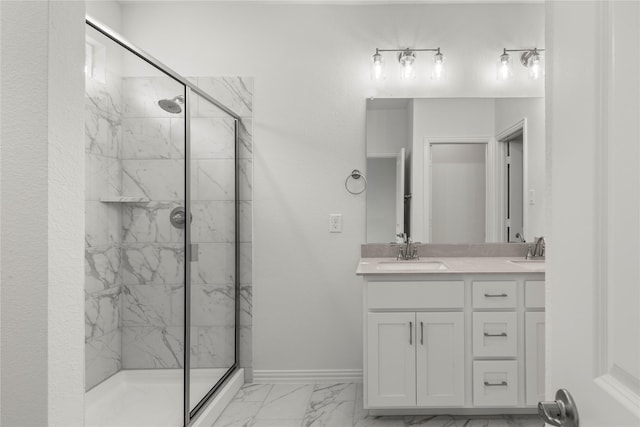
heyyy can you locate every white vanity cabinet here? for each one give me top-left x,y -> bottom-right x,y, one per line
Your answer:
362,272 -> 545,414
524,280 -> 546,406
367,311 -> 465,407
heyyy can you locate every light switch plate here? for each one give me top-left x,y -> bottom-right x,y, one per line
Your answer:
329,214 -> 343,233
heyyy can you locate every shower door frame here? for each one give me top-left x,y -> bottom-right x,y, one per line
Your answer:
86,16 -> 242,427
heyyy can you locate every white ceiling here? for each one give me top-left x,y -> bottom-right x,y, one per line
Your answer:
120,0 -> 542,4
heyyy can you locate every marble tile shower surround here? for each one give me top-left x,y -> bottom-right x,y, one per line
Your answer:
85,71 -> 124,391
361,243 -> 531,259
85,75 -> 253,391
213,383 -> 544,427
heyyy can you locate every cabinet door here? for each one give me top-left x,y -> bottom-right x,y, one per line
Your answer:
367,312 -> 416,407
416,312 -> 465,407
525,312 -> 545,406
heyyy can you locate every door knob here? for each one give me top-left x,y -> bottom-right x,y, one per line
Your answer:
538,389 -> 579,427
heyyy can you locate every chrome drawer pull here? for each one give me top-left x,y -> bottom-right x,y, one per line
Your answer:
484,381 -> 508,387
484,332 -> 507,337
409,321 -> 413,345
420,321 -> 424,345
484,293 -> 508,297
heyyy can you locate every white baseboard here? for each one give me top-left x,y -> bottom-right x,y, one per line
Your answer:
252,369 -> 363,384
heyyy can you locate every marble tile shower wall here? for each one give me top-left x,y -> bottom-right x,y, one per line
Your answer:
85,72 -> 124,390
194,77 -> 254,380
118,76 -> 188,371
84,75 -> 253,390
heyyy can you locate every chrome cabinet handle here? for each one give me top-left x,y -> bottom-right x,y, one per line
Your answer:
409,321 -> 413,345
484,381 -> 508,387
538,389 -> 579,427
484,293 -> 508,297
420,321 -> 424,345
484,332 -> 507,337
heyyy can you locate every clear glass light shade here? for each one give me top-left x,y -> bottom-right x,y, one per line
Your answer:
431,52 -> 445,80
399,51 -> 416,80
371,52 -> 385,81
527,52 -> 543,80
497,52 -> 513,80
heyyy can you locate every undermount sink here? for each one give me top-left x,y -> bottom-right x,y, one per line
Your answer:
509,259 -> 545,271
376,261 -> 448,271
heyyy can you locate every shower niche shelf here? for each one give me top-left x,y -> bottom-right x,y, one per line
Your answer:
99,197 -> 151,203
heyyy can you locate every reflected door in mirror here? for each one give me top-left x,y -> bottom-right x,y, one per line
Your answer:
430,143 -> 486,243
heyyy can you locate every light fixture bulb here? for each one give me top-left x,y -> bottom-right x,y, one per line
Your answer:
431,50 -> 445,80
497,50 -> 513,81
371,50 -> 385,81
399,50 -> 416,80
527,51 -> 542,80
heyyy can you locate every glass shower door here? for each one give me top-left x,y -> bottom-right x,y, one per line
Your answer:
186,88 -> 238,415
85,22 -> 187,427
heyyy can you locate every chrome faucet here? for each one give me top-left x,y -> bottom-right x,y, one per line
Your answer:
396,233 -> 419,260
525,236 -> 545,259
534,236 -> 545,257
515,232 -> 526,243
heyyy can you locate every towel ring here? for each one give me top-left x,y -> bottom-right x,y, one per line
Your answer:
345,169 -> 367,195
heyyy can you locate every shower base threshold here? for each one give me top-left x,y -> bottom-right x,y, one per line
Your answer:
85,368 -> 243,427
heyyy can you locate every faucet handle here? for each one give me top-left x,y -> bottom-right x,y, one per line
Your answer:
526,245 -> 534,260
396,233 -> 407,243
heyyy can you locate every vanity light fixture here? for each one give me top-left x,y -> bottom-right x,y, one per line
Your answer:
497,48 -> 545,81
431,49 -> 445,80
371,49 -> 385,81
370,47 -> 444,81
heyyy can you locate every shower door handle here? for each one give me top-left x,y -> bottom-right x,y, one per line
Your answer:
189,244 -> 199,262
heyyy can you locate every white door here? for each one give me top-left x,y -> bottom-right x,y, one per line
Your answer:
415,312 -> 464,407
367,312 -> 416,407
507,138 -> 524,242
547,2 -> 640,425
430,143 -> 486,243
396,148 -> 406,240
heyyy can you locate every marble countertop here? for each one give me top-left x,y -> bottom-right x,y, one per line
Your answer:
356,256 -> 545,275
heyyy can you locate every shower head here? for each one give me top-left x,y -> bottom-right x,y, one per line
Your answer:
158,95 -> 184,114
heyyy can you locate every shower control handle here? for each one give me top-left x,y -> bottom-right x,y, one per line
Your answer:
170,206 -> 192,229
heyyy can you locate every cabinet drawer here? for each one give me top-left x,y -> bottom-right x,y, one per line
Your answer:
525,281 -> 545,308
473,360 -> 518,406
367,281 -> 464,309
472,312 -> 517,357
472,281 -> 516,309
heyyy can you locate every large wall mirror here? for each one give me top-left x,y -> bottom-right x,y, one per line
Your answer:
365,97 -> 545,244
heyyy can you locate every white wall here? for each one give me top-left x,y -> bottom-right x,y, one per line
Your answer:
366,102 -> 409,155
495,97 -> 545,240
118,2 -> 543,376
86,1 -> 123,31
1,1 -> 85,425
366,157 -> 396,243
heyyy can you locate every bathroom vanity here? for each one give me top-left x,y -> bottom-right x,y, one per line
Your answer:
356,254 -> 545,415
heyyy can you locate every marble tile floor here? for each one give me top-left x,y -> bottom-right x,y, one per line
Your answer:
211,383 -> 543,427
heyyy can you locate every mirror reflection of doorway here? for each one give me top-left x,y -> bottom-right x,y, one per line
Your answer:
430,143 -> 487,243
502,131 -> 524,242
